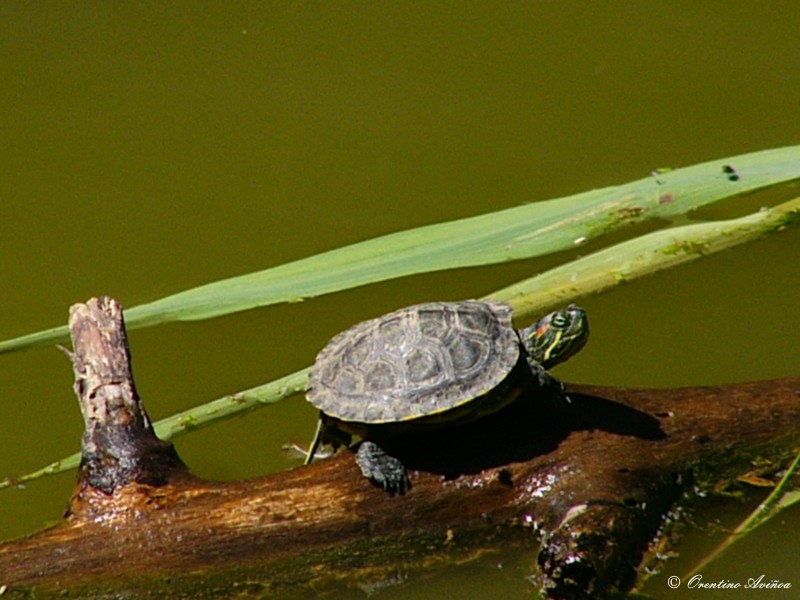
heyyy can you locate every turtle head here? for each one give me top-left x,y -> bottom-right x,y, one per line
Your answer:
519,304 -> 589,369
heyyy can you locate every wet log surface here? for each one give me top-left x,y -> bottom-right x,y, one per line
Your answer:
1,297 -> 798,599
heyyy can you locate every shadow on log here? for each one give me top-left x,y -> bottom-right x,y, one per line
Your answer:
1,297 -> 798,598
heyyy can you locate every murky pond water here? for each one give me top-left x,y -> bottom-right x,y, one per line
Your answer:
1,3 -> 799,597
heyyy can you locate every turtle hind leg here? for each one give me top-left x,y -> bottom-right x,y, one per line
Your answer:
304,417 -> 352,465
356,441 -> 410,494
303,419 -> 325,465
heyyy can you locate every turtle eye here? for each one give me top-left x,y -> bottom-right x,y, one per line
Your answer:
551,312 -> 569,328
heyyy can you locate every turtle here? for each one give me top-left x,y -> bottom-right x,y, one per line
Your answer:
303,300 -> 589,493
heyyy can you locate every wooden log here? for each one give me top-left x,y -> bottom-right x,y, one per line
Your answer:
1,298 -> 798,599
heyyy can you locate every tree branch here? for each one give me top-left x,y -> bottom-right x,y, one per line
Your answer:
1,298 -> 798,599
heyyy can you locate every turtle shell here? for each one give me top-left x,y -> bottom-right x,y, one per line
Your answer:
307,301 -> 521,425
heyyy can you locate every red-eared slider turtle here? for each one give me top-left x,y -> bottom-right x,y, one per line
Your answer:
304,300 -> 588,493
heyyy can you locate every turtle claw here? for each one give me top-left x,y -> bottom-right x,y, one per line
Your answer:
356,441 -> 410,494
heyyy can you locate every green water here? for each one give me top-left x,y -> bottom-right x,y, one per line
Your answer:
1,2 -> 799,597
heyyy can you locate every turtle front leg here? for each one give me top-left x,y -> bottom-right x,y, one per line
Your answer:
525,355 -> 570,403
356,441 -> 410,494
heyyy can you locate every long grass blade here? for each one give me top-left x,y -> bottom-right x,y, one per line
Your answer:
1,145 -> 799,355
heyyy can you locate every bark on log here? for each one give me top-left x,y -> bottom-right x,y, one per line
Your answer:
1,297 -> 798,599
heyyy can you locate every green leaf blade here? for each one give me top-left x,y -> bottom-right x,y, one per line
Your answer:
1,145 -> 798,356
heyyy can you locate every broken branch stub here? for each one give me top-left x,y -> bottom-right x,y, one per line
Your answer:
67,296 -> 186,495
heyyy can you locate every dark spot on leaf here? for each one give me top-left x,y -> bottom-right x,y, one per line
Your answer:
616,206 -> 645,222
722,164 -> 740,181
